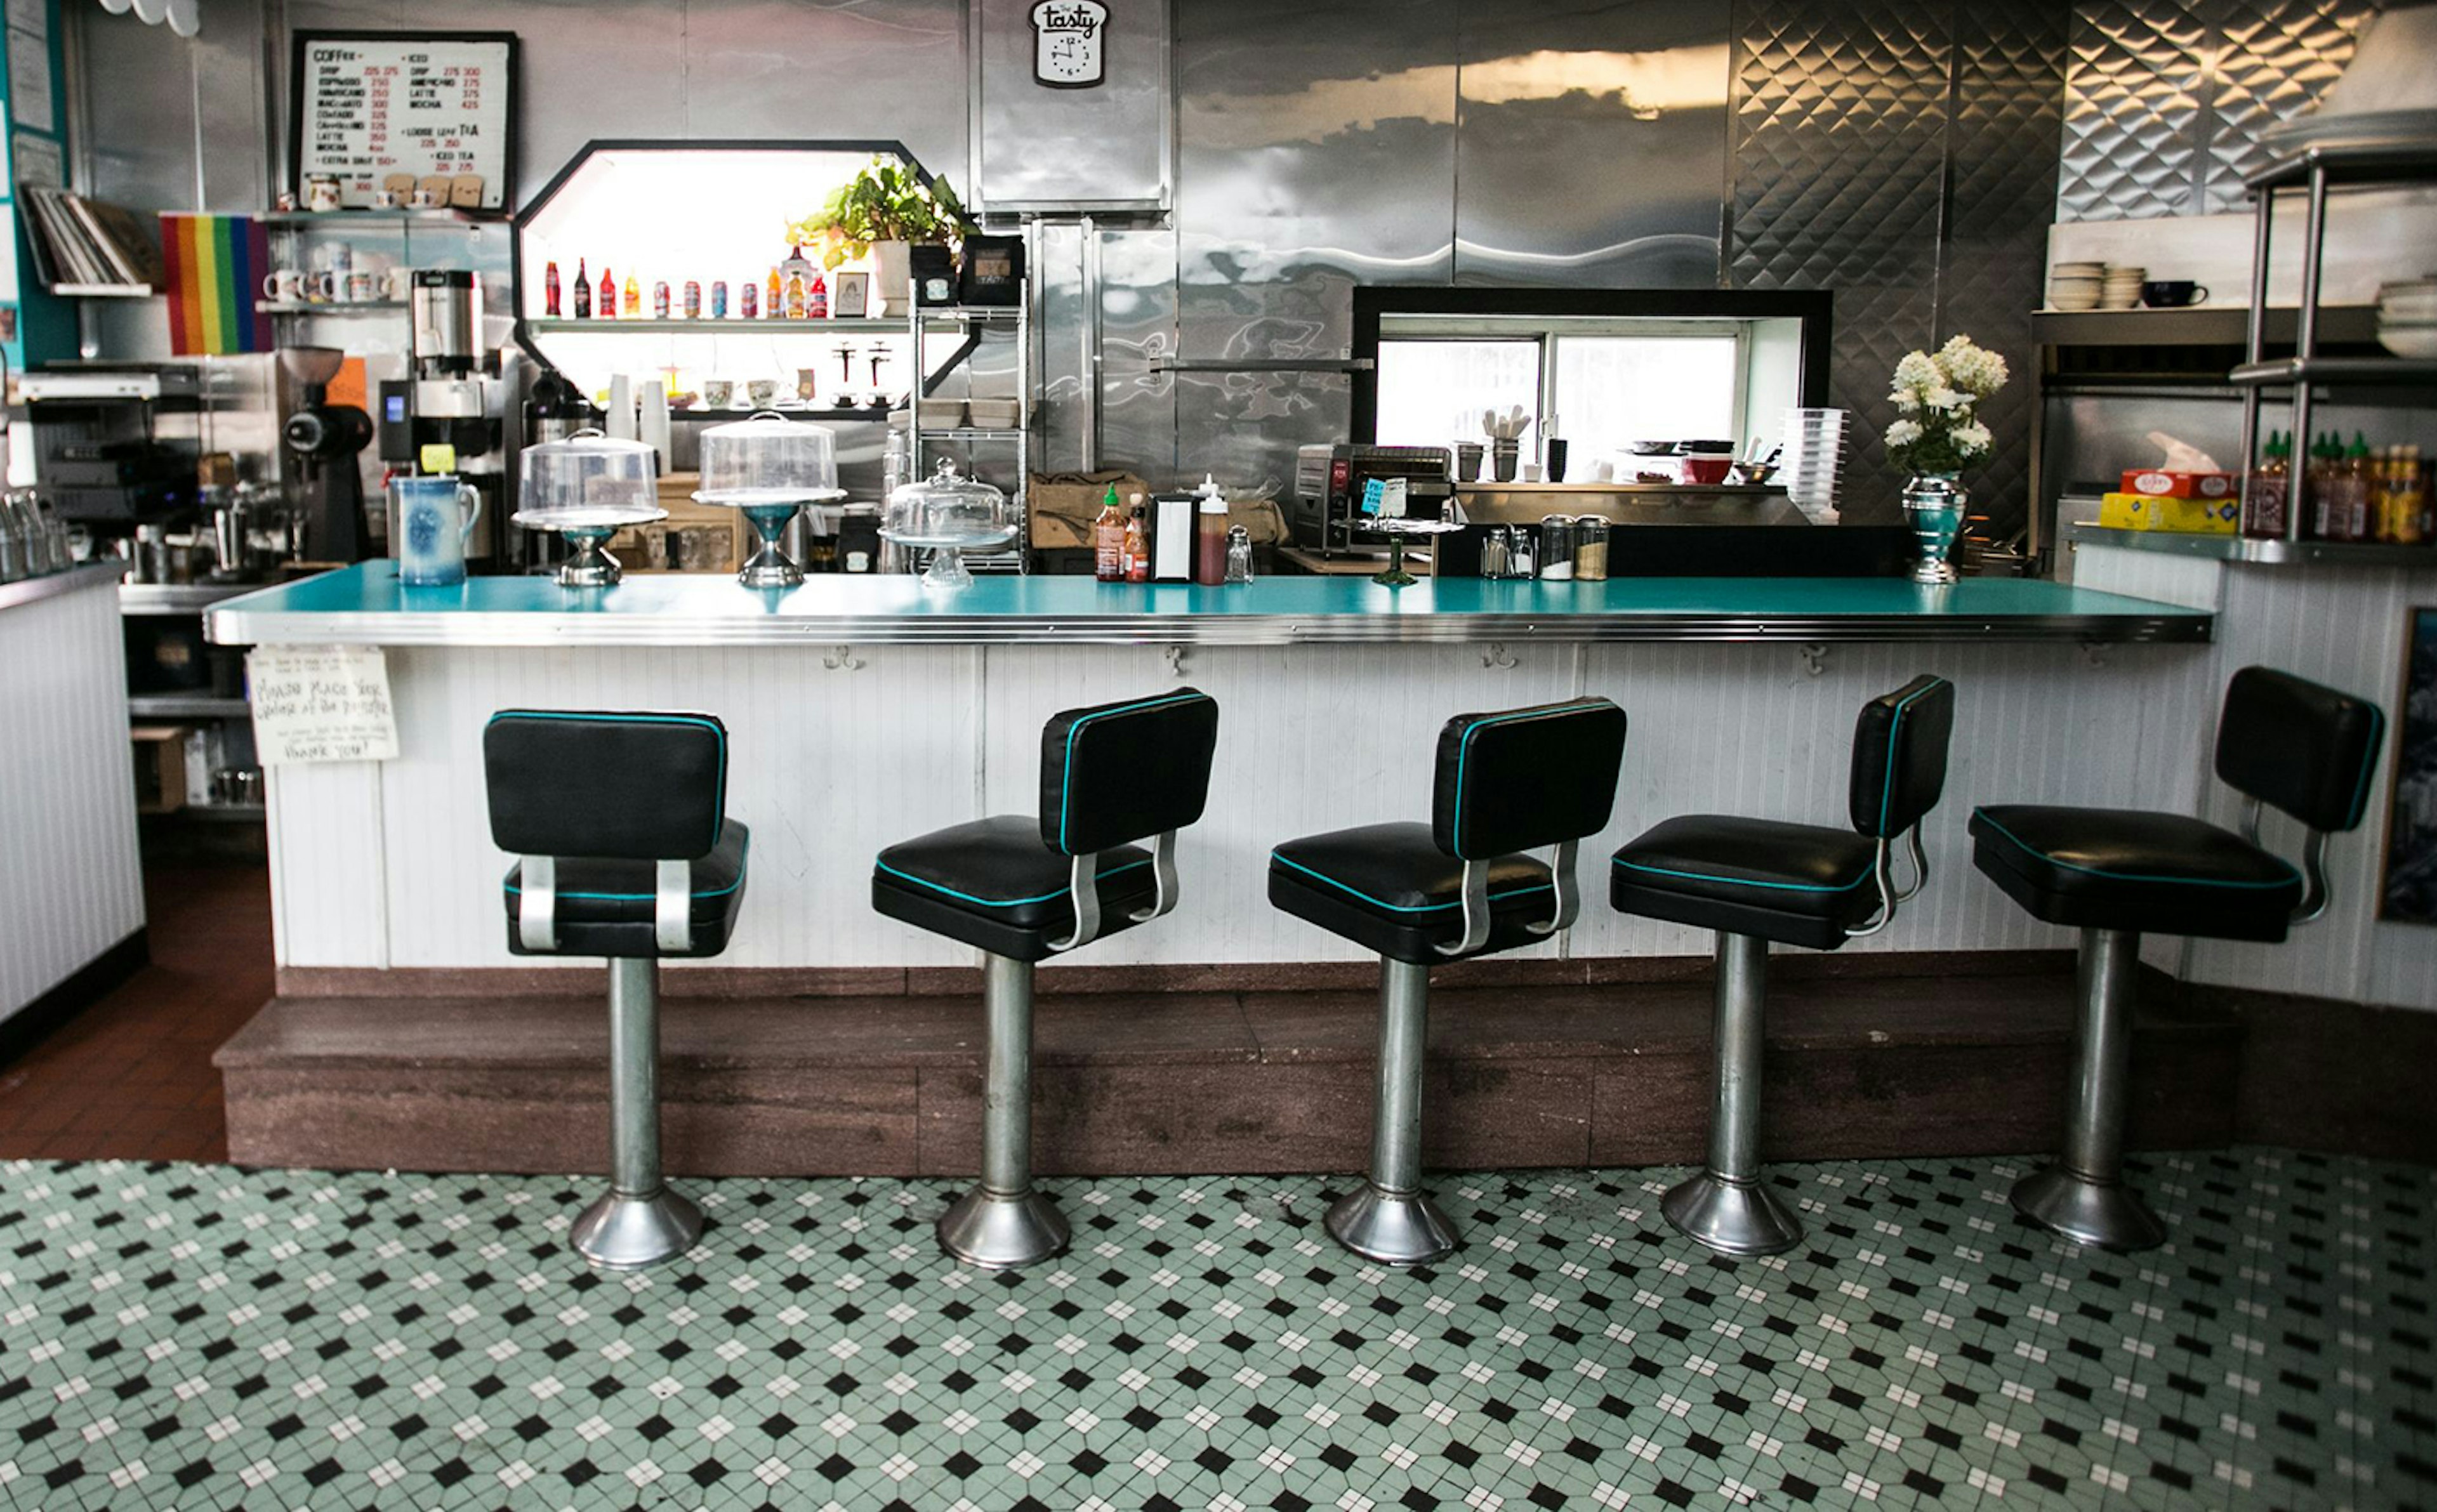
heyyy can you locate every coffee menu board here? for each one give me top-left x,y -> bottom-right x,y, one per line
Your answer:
289,31 -> 517,210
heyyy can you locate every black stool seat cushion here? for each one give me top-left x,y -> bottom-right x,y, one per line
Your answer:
1610,815 -> 1882,951
1269,822 -> 1557,965
501,819 -> 750,960
873,815 -> 1158,963
1970,805 -> 2302,943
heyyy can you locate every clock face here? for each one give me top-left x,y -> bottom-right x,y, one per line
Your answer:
1031,0 -> 1107,88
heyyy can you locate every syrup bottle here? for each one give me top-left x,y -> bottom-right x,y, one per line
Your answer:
1123,505 -> 1150,582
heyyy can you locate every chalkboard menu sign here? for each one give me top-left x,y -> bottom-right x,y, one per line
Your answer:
289,31 -> 518,211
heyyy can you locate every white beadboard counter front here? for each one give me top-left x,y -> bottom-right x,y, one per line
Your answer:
203,561 -> 2421,996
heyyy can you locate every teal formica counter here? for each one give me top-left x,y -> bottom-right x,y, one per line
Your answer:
210,562 -> 2210,647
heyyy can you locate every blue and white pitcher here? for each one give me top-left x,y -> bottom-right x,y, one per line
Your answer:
390,476 -> 484,587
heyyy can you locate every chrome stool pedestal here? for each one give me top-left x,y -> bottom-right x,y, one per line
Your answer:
1326,957 -> 1458,1266
937,952 -> 1071,1269
2009,927 -> 2167,1251
569,957 -> 704,1270
1662,932 -> 1802,1257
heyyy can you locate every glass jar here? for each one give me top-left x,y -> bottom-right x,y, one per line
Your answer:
1573,515 -> 1610,581
1537,514 -> 1576,581
1224,524 -> 1254,584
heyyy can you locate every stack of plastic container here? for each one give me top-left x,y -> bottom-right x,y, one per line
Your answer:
1781,408 -> 1848,524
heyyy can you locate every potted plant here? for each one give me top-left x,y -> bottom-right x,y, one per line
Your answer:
790,158 -> 968,317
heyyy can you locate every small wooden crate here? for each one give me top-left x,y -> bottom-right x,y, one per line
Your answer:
131,725 -> 187,815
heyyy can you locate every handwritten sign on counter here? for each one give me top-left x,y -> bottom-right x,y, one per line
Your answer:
248,646 -> 399,765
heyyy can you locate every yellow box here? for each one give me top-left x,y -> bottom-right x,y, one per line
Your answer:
2099,491 -> 2238,534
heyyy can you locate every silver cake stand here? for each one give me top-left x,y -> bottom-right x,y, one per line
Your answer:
879,523 -> 1020,591
694,486 -> 847,588
512,503 -> 670,588
1357,515 -> 1463,588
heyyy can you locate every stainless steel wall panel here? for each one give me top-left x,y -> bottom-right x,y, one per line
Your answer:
2202,0 -> 2371,212
1451,0 -> 1730,288
1730,1 -> 1955,523
2058,0 -> 2205,220
1093,224 -> 1182,480
1941,3 -> 2071,539
685,0 -> 968,188
972,0 -> 1168,211
2059,0 -> 2374,221
79,6 -> 204,214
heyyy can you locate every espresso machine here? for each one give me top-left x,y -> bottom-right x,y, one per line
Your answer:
279,346 -> 374,563
378,269 -> 518,566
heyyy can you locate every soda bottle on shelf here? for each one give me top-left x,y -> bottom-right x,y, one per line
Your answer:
769,266 -> 785,319
623,274 -> 640,319
571,259 -> 591,320
598,263 -> 617,318
1093,484 -> 1125,582
810,272 -> 829,319
544,260 -> 562,317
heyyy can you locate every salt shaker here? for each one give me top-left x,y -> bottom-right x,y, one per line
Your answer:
1479,526 -> 1510,581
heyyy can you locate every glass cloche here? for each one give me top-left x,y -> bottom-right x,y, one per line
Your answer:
692,414 -> 845,588
512,431 -> 666,588
882,459 -> 1018,590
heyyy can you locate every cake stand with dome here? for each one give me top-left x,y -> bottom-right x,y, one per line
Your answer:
693,413 -> 846,588
512,431 -> 667,588
882,459 -> 1019,590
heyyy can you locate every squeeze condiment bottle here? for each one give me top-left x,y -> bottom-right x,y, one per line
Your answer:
1093,484 -> 1125,582
1194,475 -> 1228,586
1124,503 -> 1149,582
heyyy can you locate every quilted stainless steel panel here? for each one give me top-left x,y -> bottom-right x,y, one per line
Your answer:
1942,4 -> 2071,541
1730,1 -> 1956,523
1453,0 -> 1729,288
2059,0 -> 2374,221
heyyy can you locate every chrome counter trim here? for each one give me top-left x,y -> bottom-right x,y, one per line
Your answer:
0,562 -> 128,616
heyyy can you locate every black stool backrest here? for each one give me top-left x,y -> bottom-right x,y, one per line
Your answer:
1431,697 -> 1629,859
1040,688 -> 1221,855
485,709 -> 729,860
2214,666 -> 2386,833
1847,674 -> 1955,839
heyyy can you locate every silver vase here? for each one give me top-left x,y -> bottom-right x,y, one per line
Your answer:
1902,472 -> 1967,584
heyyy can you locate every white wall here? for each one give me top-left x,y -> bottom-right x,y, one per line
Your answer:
0,577 -> 146,1020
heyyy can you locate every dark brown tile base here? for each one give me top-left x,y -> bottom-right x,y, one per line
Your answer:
216,967 -> 2242,1178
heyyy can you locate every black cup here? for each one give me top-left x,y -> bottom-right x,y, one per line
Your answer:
2141,280 -> 2207,308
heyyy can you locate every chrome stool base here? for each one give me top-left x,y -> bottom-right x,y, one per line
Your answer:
938,1186 -> 1070,1270
2010,1165 -> 2167,1252
1662,1171 -> 1802,1257
571,1187 -> 703,1270
1326,1182 -> 1459,1266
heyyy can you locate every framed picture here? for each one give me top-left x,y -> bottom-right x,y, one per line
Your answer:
289,31 -> 519,211
830,270 -> 870,320
2380,605 -> 2437,924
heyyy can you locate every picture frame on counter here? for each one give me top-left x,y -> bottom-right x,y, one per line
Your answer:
2382,605 -> 2437,926
830,270 -> 869,319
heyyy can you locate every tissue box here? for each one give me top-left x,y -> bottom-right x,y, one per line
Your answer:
2100,491 -> 2239,534
2120,469 -> 2237,499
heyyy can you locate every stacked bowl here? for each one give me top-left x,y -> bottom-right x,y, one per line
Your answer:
1781,407 -> 1849,524
2099,265 -> 2146,310
2049,261 -> 2106,310
2378,277 -> 2437,358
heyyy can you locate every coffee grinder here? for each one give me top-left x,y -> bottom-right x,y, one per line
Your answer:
279,346 -> 374,563
378,269 -> 515,565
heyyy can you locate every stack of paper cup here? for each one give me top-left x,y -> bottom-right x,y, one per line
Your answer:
1781,407 -> 1848,524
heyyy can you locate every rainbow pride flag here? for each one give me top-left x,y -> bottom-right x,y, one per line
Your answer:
159,214 -> 274,356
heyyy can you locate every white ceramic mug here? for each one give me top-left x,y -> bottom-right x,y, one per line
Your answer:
746,378 -> 778,408
306,176 -> 341,213
345,271 -> 377,303
373,189 -> 400,209
382,266 -> 414,302
702,379 -> 734,409
389,477 -> 484,588
410,188 -> 440,209
262,268 -> 304,303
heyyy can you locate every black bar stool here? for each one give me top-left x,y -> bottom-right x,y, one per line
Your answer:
1610,676 -> 1955,1258
1269,697 -> 1629,1266
483,709 -> 750,1270
873,688 -> 1221,1269
1971,665 -> 2385,1251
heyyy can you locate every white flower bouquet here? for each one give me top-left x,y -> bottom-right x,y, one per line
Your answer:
1884,336 -> 2009,475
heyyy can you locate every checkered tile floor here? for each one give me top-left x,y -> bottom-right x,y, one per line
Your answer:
1,1147 -> 2429,1511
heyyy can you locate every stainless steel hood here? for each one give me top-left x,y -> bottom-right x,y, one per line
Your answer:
970,0 -> 1172,214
